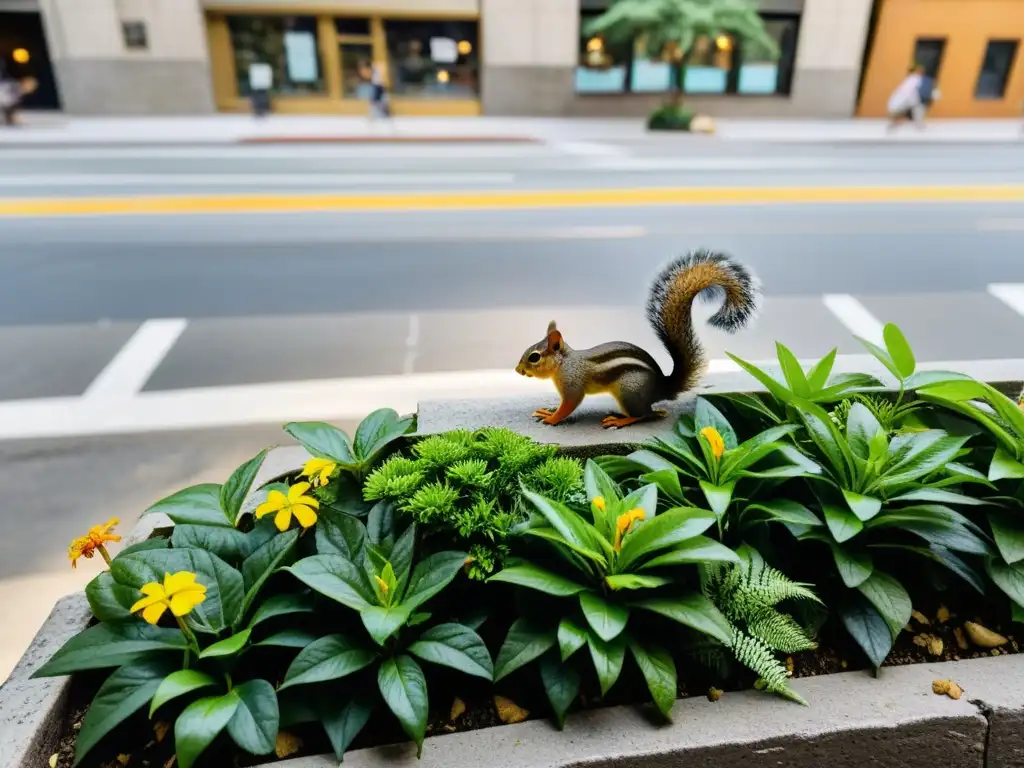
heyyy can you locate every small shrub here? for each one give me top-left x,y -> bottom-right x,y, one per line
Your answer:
647,104 -> 695,131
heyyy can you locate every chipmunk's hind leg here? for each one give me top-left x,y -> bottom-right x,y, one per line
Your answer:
602,374 -> 668,429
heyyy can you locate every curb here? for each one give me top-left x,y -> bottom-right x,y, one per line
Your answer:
236,136 -> 542,145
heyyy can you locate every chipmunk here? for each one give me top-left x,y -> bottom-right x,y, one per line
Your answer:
515,250 -> 760,428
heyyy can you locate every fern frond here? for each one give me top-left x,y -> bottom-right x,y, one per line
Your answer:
527,456 -> 585,501
742,558 -> 821,608
689,637 -> 732,678
413,434 -> 472,470
402,481 -> 460,523
446,459 -> 493,490
363,456 -> 425,501
729,630 -> 806,706
746,607 -> 817,653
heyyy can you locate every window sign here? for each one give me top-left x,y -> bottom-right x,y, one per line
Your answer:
284,30 -> 319,83
429,37 -> 459,63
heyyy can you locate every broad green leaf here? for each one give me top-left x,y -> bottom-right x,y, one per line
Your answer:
857,572 -> 912,639
587,630 -> 627,697
285,554 -> 375,611
524,527 -> 606,570
743,500 -> 823,528
317,690 -> 375,761
796,402 -> 853,485
639,537 -> 740,569
199,629 -> 251,659
883,324 -> 916,379
855,335 -> 901,381
621,483 -> 660,521
720,424 -> 800,478
990,512 -> 1024,564
226,680 -> 279,756
284,421 -> 357,466
806,348 -> 838,391
709,391 -> 783,424
815,372 -> 886,402
378,655 -> 429,757
633,594 -> 732,645
494,619 -> 557,681
843,490 -> 882,522
831,544 -> 873,588
594,454 -> 654,481
991,448 -> 1024,482
694,397 -> 739,449
888,488 -> 988,506
846,403 -> 883,462
144,483 -> 231,527
628,640 -> 677,721
616,506 -> 716,571
726,352 -> 794,403
315,507 -> 367,559
366,501 -> 397,552
585,459 -> 622,505
522,487 -> 607,563
1014,601 -> 1024,625
115,538 -> 170,558
390,523 -> 417,598
605,574 -> 671,590
221,449 -> 268,525
111,548 -> 244,634
175,693 -> 240,768
150,669 -> 218,718
74,657 -> 176,766
354,408 -> 413,464
488,564 -> 588,596
281,634 -> 376,689
776,342 -> 810,398
839,595 -> 893,669
579,591 -> 629,642
699,480 -> 735,519
904,370 -> 971,390
238,529 -> 301,624
361,604 -> 413,646
987,559 -> 1024,605
32,623 -> 186,678
85,571 -> 140,623
557,616 -> 588,662
640,470 -> 687,505
880,434 -> 971,490
638,443 -> 702,478
408,623 -> 494,681
823,502 -> 863,543
253,628 -> 319,649
248,592 -> 317,629
539,653 -> 580,730
866,505 -> 991,555
402,550 -> 467,611
171,525 -> 249,565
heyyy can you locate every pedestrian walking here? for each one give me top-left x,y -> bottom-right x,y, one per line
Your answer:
248,61 -> 273,118
368,62 -> 391,122
887,64 -> 926,133
0,63 -> 23,127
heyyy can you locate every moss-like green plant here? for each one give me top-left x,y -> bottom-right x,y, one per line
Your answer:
698,547 -> 821,704
363,428 -> 585,579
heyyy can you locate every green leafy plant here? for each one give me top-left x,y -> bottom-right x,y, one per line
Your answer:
647,103 -> 694,131
283,512 -> 488,758
363,428 -> 585,579
697,547 -> 820,704
488,462 -> 738,724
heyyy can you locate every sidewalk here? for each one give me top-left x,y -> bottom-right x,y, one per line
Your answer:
1,113 -> 1021,145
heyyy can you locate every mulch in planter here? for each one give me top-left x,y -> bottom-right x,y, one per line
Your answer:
51,591 -> 1020,768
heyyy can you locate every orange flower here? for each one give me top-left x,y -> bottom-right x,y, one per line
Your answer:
68,518 -> 121,569
592,496 -> 606,512
613,508 -> 646,551
700,427 -> 726,459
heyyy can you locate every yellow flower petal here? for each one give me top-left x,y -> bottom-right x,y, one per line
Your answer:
292,504 -> 318,529
274,508 -> 293,532
292,495 -> 320,510
140,582 -> 166,598
130,593 -> 164,613
141,602 -> 167,625
700,427 -> 726,459
288,482 -> 313,501
169,590 -> 206,617
163,571 -> 198,595
593,496 -> 606,512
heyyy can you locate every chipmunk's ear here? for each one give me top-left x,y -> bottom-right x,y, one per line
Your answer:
546,327 -> 563,354
547,320 -> 557,334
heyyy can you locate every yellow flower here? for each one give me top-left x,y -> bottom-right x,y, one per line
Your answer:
301,457 -> 337,487
700,427 -> 726,459
374,575 -> 389,594
593,496 -> 606,512
67,517 -> 121,569
255,482 -> 320,532
130,571 -> 207,625
613,508 -> 646,551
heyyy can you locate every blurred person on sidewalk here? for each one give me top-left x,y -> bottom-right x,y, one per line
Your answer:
0,63 -> 23,126
369,61 -> 391,122
248,61 -> 273,118
887,64 -> 926,133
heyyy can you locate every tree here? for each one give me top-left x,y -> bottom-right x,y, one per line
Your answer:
584,0 -> 780,105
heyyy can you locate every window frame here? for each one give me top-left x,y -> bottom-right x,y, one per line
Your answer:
974,38 -> 1019,101
226,14 -> 327,98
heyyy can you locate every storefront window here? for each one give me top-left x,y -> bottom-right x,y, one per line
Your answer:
976,40 -> 1018,100
384,19 -> 479,99
228,15 -> 325,96
341,43 -> 374,98
576,11 -> 629,93
629,36 -> 675,93
683,35 -> 733,94
738,16 -> 799,95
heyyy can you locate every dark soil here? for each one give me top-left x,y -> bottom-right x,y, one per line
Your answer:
52,594 -> 1020,768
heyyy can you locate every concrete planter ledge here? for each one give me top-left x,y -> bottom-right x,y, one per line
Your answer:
4,357 -> 1024,768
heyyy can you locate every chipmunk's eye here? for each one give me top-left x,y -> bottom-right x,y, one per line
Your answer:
528,352 -> 541,364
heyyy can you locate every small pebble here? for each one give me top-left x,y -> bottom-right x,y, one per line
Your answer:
707,687 -> 723,702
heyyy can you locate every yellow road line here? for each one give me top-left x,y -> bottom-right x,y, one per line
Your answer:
1,185 -> 1024,217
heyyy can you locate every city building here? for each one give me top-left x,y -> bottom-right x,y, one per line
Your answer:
0,0 -> 1019,118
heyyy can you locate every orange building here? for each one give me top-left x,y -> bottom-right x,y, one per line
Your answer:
859,0 -> 1024,117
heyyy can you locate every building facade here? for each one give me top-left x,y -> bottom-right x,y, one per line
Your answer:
1,0 -> 1020,118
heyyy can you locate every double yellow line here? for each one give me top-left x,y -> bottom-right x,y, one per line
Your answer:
1,184 -> 1023,217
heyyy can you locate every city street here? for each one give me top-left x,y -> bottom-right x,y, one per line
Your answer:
2,133 -> 1024,678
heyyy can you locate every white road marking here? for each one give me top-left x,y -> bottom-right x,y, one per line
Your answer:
0,173 -> 517,187
583,157 -> 835,171
977,218 -> 1024,231
553,141 -> 629,157
83,319 -> 188,399
403,314 -> 420,375
821,294 -> 886,346
545,225 -> 648,239
988,283 -> 1024,316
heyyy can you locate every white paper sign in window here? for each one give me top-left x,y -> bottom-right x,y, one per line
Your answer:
284,30 -> 319,83
430,37 -> 458,63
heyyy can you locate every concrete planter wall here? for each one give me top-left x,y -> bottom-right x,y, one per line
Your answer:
3,358 -> 1024,768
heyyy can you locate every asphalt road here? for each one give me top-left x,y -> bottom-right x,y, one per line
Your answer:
2,136 -> 1024,679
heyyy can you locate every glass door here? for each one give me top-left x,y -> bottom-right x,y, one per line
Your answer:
340,43 -> 374,98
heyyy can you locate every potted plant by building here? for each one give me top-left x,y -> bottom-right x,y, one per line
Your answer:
583,0 -> 780,132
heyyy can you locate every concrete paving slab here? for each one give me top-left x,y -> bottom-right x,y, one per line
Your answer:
144,314 -> 409,390
0,322 -> 139,400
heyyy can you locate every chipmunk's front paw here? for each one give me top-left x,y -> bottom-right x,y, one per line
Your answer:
532,408 -> 555,420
